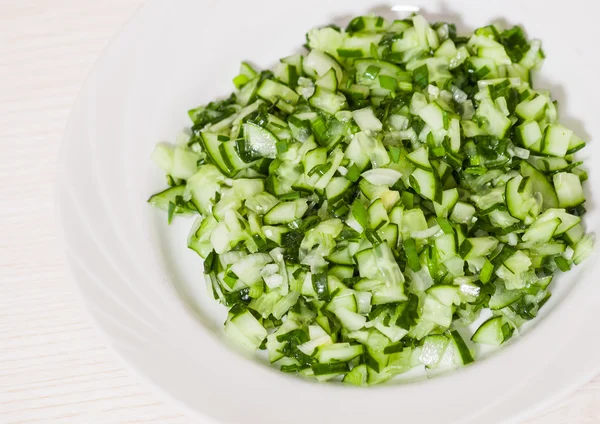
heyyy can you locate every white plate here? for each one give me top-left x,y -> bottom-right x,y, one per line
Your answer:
57,0 -> 600,422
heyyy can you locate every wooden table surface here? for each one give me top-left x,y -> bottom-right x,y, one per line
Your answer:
1,1 -> 598,423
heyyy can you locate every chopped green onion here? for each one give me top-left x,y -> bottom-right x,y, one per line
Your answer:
337,49 -> 364,58
412,64 -> 429,89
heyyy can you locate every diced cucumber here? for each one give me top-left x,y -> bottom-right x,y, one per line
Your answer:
419,334 -> 449,367
304,49 -> 344,82
460,237 -> 499,259
434,188 -> 459,218
421,295 -> 453,327
410,168 -> 440,202
567,133 -> 586,154
356,132 -> 390,168
476,99 -> 511,138
315,68 -> 338,91
515,94 -> 547,121
264,199 -> 309,224
368,199 -> 389,230
200,132 -> 233,175
542,124 -> 573,157
325,177 -> 352,202
406,146 -> 432,170
310,86 -> 347,114
343,364 -> 368,385
224,309 -> 267,351
352,107 -> 383,132
418,103 -> 445,131
553,172 -> 585,208
450,201 -> 476,224
427,284 -> 460,306
516,121 -> 543,151
257,78 -> 300,105
361,168 -> 402,186
520,161 -> 558,209
506,175 -> 536,221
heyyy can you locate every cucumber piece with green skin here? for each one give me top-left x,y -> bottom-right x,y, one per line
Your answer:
503,250 -> 532,274
326,246 -> 355,266
459,237 -> 498,260
256,78 -> 300,105
314,148 -> 344,191
410,168 -> 440,202
355,132 -> 390,168
521,217 -> 561,246
573,234 -> 594,265
435,233 -> 456,261
361,168 -> 402,186
328,264 -> 355,280
477,98 -> 511,138
516,120 -> 543,151
265,319 -> 300,363
324,275 -> 351,303
230,253 -> 274,286
449,118 -> 461,152
418,102 -> 445,131
541,124 -> 573,157
315,68 -> 338,91
426,284 -> 461,306
357,243 -> 405,285
242,123 -> 279,160
380,223 -> 399,250
565,223 -> 585,245
310,86 -> 347,114
274,63 -> 297,88
520,161 -> 558,210
236,76 -> 260,106
433,188 -> 459,218
450,201 -> 476,224
343,363 -> 368,385
303,147 -> 328,175
354,59 -> 402,85
325,177 -> 352,202
471,316 -> 514,346
489,209 -> 519,229
406,146 -> 432,170
421,295 -> 453,327
489,283 -> 524,310
263,199 -> 309,224
334,308 -> 367,331
528,156 -> 570,172
515,94 -> 547,121
506,175 -> 536,221
419,334 -> 450,367
220,140 -> 256,172
200,132 -> 233,175
354,278 -> 406,305
224,309 -> 267,351
567,133 -> 586,154
169,147 -> 201,180
147,185 -> 194,214
534,208 -> 580,234
352,107 -> 383,132
303,49 -> 344,82
368,199 -> 389,230
188,216 -> 217,258
344,135 -> 371,171
450,330 -> 474,365
553,172 -> 585,208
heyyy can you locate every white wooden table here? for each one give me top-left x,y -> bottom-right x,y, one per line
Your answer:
1,2 -> 598,423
